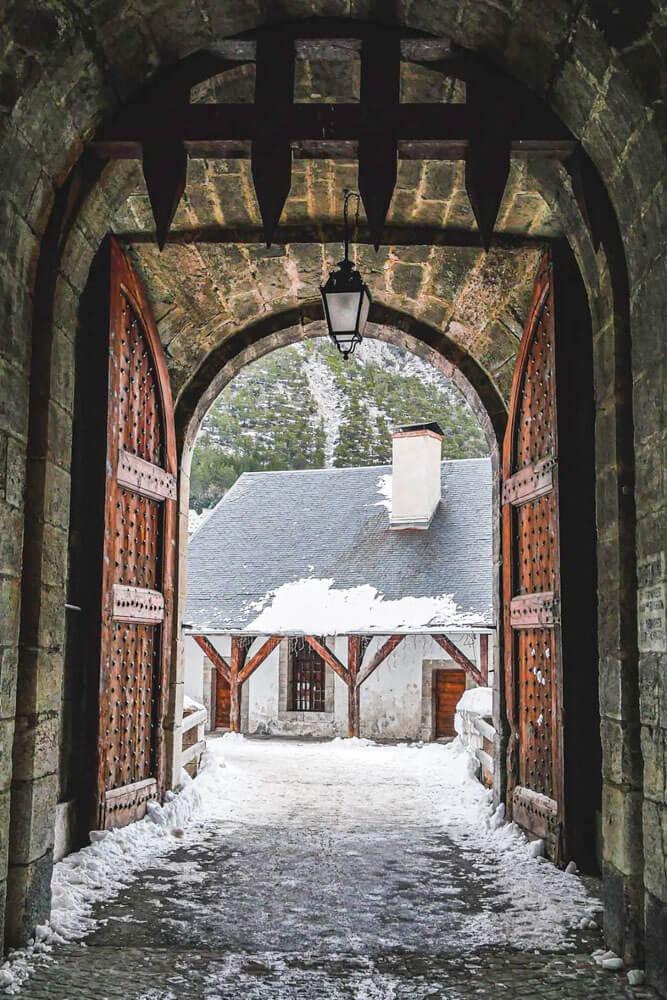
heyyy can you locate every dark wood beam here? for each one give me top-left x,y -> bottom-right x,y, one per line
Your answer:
143,140 -> 188,251
192,634 -> 231,683
91,103 -> 575,155
304,635 -> 349,685
228,636 -> 250,733
238,635 -> 283,685
121,224 -> 550,249
252,30 -> 295,246
357,634 -> 406,688
347,636 -> 362,738
480,633 -> 489,685
432,634 -> 486,686
358,31 -> 400,250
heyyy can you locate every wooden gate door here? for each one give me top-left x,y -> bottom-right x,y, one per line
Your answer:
434,669 -> 466,739
502,246 -> 599,867
502,252 -> 564,854
97,237 -> 177,830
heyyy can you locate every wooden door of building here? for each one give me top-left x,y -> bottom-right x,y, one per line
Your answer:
215,674 -> 231,729
434,669 -> 466,738
95,236 -> 177,830
502,246 -> 599,867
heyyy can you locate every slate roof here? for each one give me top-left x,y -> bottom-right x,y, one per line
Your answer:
186,457 -> 493,635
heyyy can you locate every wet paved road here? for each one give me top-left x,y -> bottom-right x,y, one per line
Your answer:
15,737 -> 657,999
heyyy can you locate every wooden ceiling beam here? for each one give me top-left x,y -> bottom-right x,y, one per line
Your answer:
92,102 -> 573,152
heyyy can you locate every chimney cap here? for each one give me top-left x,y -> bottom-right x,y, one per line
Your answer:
393,421 -> 444,437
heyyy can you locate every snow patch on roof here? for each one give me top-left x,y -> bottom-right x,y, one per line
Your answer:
373,473 -> 392,511
243,576 -> 491,635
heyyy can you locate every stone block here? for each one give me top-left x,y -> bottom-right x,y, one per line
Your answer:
643,798 -> 667,900
599,649 -> 641,722
0,275 -> 32,372
5,434 -> 26,508
53,800 -> 75,863
641,723 -> 667,803
15,646 -> 65,718
0,357 -> 29,440
645,889 -> 667,997
390,263 -> 425,301
40,522 -> 69,592
0,501 -> 22,577
0,788 -> 10,885
8,772 -> 58,866
35,585 -> 67,660
0,645 -> 18,721
0,717 -> 15,792
42,460 -> 72,532
601,717 -> 643,787
595,465 -> 621,539
53,275 -> 81,341
602,860 -> 644,966
12,711 -> 60,784
602,782 -> 644,877
49,327 -> 76,414
5,849 -> 53,949
639,652 -> 663,727
0,576 -> 21,651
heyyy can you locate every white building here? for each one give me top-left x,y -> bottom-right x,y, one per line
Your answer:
184,424 -> 494,741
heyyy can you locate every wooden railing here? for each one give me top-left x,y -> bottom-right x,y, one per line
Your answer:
472,715 -> 495,787
456,708 -> 495,788
181,705 -> 207,775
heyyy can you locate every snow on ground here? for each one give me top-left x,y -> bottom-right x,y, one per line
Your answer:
302,353 -> 345,466
0,755 -> 225,993
244,577 -> 491,634
1,736 -> 599,994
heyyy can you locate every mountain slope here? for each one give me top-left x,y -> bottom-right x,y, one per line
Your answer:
190,338 -> 489,513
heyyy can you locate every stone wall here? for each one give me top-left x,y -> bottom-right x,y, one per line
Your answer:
0,1 -> 664,992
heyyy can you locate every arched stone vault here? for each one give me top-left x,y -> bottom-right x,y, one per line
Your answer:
0,4 -> 665,994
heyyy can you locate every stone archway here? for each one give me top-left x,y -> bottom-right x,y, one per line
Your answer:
0,7 -> 661,990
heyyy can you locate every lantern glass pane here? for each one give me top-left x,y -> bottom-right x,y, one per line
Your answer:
358,288 -> 370,334
326,290 -> 362,332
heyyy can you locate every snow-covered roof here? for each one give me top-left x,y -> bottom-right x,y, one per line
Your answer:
186,458 -> 494,636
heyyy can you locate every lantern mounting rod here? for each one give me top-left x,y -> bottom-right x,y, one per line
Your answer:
342,188 -> 360,263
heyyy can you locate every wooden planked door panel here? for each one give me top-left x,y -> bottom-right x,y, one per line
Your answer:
215,674 -> 231,729
434,669 -> 466,738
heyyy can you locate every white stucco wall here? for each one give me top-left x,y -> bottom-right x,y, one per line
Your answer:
184,631 -> 494,741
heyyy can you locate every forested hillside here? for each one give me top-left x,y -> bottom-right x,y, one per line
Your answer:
190,338 -> 489,514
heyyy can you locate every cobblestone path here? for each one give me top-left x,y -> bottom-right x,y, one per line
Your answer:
16,738 -> 657,999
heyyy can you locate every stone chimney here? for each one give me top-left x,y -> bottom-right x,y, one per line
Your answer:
390,422 -> 444,530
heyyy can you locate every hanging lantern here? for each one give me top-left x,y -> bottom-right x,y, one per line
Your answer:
320,190 -> 372,359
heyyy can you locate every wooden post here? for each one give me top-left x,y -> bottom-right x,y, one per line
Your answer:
229,637 -> 243,733
480,633 -> 489,684
347,636 -> 361,738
